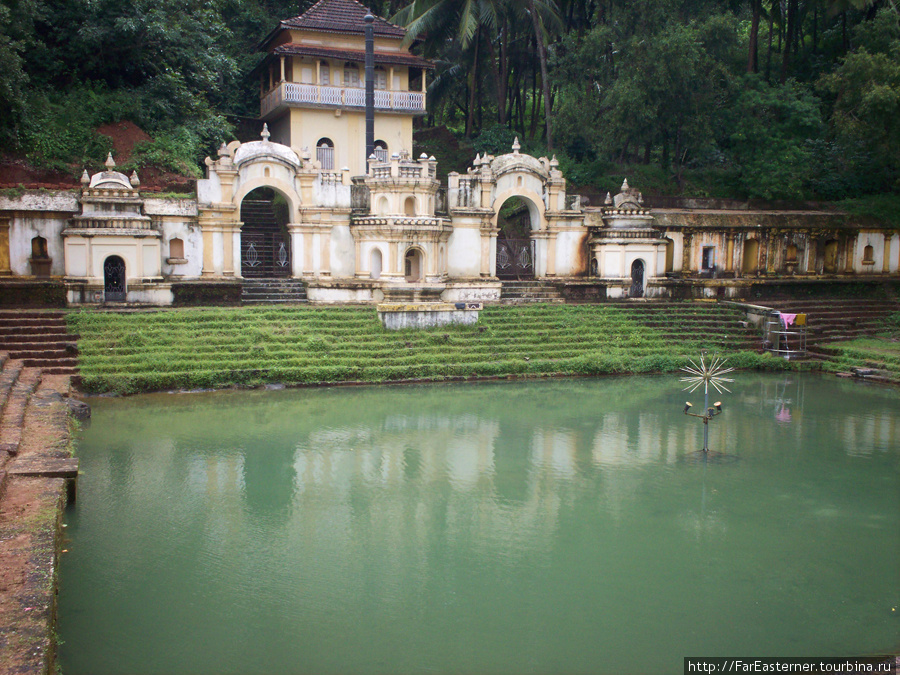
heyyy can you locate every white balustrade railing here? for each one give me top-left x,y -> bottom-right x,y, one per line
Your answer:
261,83 -> 426,116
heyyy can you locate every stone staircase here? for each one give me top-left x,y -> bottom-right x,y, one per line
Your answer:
0,311 -> 78,375
500,280 -> 565,304
763,298 -> 900,347
241,278 -> 309,305
613,301 -> 762,351
0,351 -> 78,673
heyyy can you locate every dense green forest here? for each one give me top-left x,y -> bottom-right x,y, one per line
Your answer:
0,0 -> 897,204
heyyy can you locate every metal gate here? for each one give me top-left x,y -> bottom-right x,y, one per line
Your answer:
241,233 -> 291,278
630,259 -> 645,298
496,238 -> 535,279
104,256 -> 126,302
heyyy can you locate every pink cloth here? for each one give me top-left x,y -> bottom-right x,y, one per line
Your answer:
780,313 -> 798,328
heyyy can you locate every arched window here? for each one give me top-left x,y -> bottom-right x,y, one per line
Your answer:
370,248 -> 383,280
374,140 -> 388,164
374,66 -> 387,90
863,244 -> 875,263
786,244 -> 798,262
316,138 -> 334,170
31,236 -> 48,259
377,195 -> 390,215
343,62 -> 360,87
404,196 -> 416,216
319,61 -> 330,86
169,238 -> 185,259
664,238 -> 675,274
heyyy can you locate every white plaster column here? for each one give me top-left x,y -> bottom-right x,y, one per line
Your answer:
232,228 -> 242,278
289,225 -> 305,278
319,228 -> 331,278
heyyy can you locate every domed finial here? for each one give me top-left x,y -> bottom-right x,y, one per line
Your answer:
130,170 -> 140,187
260,123 -> 270,142
105,152 -> 116,169
621,178 -> 630,191
550,154 -> 559,167
80,169 -> 90,187
218,142 -> 228,157
604,192 -> 612,205
512,137 -> 521,154
364,12 -> 375,23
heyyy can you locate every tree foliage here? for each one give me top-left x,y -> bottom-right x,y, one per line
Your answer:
0,0 -> 896,200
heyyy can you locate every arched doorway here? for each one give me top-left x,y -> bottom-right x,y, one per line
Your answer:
240,187 -> 291,278
104,255 -> 126,302
496,196 -> 536,279
405,248 -> 423,282
742,239 -> 759,275
630,259 -> 645,298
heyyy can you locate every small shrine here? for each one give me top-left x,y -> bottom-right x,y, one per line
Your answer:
63,154 -> 164,303
588,179 -> 668,298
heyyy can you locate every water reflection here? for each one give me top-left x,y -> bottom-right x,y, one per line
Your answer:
60,374 -> 900,675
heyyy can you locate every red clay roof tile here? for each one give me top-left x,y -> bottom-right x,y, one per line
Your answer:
281,0 -> 407,39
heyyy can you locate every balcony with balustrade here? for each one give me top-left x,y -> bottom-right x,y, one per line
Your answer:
261,81 -> 426,118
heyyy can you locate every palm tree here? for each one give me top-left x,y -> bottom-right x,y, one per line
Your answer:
394,0 -> 503,137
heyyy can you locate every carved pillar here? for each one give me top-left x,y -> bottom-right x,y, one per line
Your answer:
0,217 -> 11,276
682,230 -> 694,275
883,232 -> 892,272
845,232 -> 857,273
725,231 -> 735,274
758,232 -> 768,275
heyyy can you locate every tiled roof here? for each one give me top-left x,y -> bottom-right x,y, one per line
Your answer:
273,43 -> 434,69
281,0 -> 407,39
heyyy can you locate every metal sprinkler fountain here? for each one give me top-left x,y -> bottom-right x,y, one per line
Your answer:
680,351 -> 734,453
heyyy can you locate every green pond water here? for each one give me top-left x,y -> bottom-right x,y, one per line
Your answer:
58,374 -> 900,675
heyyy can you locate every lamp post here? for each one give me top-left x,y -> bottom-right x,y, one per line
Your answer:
680,351 -> 734,453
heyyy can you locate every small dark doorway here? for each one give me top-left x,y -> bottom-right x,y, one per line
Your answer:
241,187 -> 291,278
496,197 -> 535,279
104,255 -> 126,302
630,259 -> 645,298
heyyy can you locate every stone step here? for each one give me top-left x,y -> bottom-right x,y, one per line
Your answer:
0,326 -> 71,338
23,358 -> 78,369
0,333 -> 79,344
0,340 -> 76,351
0,317 -> 67,327
0,359 -> 24,420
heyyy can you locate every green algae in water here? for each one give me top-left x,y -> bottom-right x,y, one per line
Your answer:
58,374 -> 900,674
